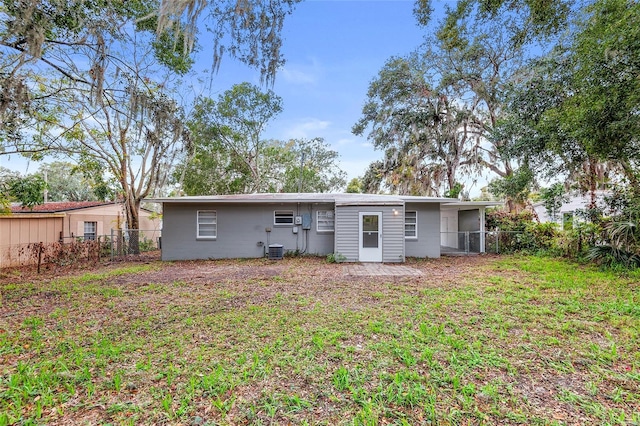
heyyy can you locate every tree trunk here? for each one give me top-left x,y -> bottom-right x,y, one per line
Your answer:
125,196 -> 141,255
587,159 -> 597,210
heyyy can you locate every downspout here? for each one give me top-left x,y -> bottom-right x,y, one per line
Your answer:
479,207 -> 486,253
296,202 -> 300,252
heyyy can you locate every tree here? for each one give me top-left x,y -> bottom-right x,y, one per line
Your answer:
353,56 -> 478,196
562,0 -> 640,179
0,2 -> 193,252
355,0 -> 566,204
413,0 -> 571,45
539,183 -> 569,222
280,138 -> 346,193
178,113 -> 347,194
0,168 -> 47,209
1,0 -> 298,161
177,83 -> 283,195
43,37 -> 190,253
0,1 -> 193,153
503,0 -> 640,205
346,178 -> 363,194
0,166 -> 20,211
361,161 -> 385,194
487,167 -> 534,213
36,162 -> 108,202
153,0 -> 301,85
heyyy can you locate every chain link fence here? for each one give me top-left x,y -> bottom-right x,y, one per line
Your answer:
108,228 -> 161,258
1,229 -> 161,270
441,231 -> 526,255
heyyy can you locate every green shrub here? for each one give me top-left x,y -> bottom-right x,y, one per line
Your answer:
487,210 -> 561,254
486,209 -> 534,232
326,252 -> 346,263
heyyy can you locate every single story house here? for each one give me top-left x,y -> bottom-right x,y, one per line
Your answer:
1,201 -> 161,268
147,193 -> 499,263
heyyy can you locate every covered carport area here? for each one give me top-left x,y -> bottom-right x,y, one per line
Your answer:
440,202 -> 501,255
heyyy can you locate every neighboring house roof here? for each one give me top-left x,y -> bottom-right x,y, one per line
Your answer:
146,193 -> 458,205
10,201 -> 116,214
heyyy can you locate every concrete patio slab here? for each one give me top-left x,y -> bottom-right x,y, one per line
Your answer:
343,263 -> 423,277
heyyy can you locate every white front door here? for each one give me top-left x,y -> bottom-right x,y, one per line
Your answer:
359,212 -> 382,262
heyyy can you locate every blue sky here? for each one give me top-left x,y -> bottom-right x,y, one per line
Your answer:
2,0 -> 433,189
190,0 -> 431,185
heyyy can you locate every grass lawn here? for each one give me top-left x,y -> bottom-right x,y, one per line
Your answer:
0,255 -> 639,425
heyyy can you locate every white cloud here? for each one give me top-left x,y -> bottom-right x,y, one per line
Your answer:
283,118 -> 331,139
279,58 -> 322,85
335,137 -> 355,146
281,67 -> 318,85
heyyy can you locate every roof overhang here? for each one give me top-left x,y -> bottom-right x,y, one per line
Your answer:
0,213 -> 66,219
145,194 -> 500,212
145,193 -> 458,206
440,201 -> 503,211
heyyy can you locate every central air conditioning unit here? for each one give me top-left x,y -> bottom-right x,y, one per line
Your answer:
268,244 -> 284,260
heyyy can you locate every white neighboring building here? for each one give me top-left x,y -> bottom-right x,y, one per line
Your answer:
532,191 -> 609,226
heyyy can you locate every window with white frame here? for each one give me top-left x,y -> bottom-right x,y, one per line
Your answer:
84,221 -> 97,240
317,210 -> 335,232
274,210 -> 294,225
197,210 -> 217,238
405,211 -> 417,238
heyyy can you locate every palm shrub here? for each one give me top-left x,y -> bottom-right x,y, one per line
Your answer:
587,220 -> 640,268
586,186 -> 640,268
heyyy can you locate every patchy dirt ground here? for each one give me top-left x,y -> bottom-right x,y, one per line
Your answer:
0,251 -> 498,285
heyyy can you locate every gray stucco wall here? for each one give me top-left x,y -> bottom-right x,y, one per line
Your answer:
161,202 -> 335,261
334,205 -> 405,263
404,202 -> 442,258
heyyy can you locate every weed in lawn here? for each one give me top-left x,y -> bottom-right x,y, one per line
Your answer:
261,394 -> 280,418
418,322 -> 444,343
161,391 -> 175,419
480,381 -> 501,402
212,395 -> 236,416
392,344 -> 417,367
100,287 -> 123,297
377,370 -> 428,408
352,400 -> 380,426
111,369 -> 123,392
333,366 -> 351,391
282,393 -> 312,412
199,365 -> 235,397
584,380 -> 600,397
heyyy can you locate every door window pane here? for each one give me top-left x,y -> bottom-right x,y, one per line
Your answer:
362,215 -> 378,232
363,232 -> 378,248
